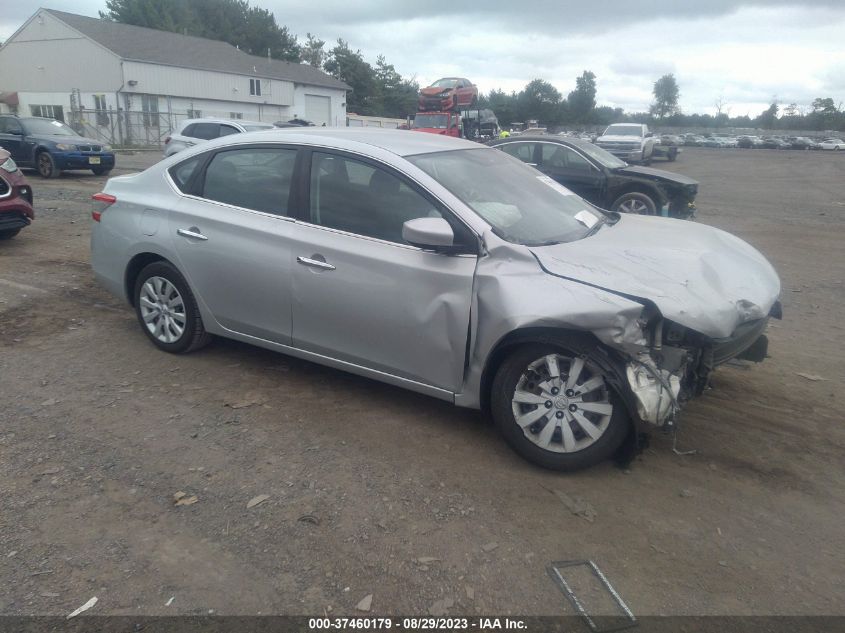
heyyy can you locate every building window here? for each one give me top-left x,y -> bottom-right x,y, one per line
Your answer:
249,78 -> 262,96
140,94 -> 159,128
230,112 -> 243,119
187,109 -> 202,119
93,95 -> 109,126
30,104 -> 64,121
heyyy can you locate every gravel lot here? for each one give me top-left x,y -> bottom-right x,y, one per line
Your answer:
1,146 -> 844,618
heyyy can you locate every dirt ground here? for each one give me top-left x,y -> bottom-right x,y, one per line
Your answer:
1,146 -> 843,618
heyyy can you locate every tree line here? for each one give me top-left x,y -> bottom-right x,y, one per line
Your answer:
101,0 -> 845,131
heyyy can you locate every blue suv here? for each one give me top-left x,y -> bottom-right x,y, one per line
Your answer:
0,115 -> 116,178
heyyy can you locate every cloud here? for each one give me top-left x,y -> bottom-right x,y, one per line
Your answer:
3,0 -> 845,115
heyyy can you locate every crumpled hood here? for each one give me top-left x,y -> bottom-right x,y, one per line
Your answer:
420,86 -> 453,96
529,214 -> 781,339
615,165 -> 698,186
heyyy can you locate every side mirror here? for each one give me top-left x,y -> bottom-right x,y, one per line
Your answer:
645,132 -> 653,138
402,217 -> 454,250
8,129 -> 23,136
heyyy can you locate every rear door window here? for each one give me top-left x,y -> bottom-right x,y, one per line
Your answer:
500,142 -> 536,164
191,123 -> 220,140
200,147 -> 297,215
219,124 -> 239,136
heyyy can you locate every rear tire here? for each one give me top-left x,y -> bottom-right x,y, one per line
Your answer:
133,261 -> 211,354
491,342 -> 630,471
0,228 -> 21,240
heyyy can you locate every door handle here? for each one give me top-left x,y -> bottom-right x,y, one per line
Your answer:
297,256 -> 335,271
177,227 -> 208,241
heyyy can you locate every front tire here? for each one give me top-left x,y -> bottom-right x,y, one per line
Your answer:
37,151 -> 61,179
491,343 -> 630,471
133,261 -> 211,353
611,191 -> 658,215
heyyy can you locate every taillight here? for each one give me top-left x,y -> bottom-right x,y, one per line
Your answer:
92,192 -> 116,222
164,136 -> 171,145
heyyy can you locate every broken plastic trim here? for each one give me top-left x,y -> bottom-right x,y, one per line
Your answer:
547,560 -> 637,633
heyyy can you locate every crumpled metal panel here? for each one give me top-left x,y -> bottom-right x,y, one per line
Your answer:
456,234 -> 650,409
530,214 -> 781,339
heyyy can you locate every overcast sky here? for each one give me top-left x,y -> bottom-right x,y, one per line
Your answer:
3,1 -> 844,116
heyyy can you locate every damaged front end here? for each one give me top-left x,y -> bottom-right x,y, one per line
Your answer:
622,300 -> 782,429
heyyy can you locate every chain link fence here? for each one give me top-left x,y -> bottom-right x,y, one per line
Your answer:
67,108 -> 189,149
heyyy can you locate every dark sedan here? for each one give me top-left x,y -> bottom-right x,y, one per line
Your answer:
487,136 -> 698,219
0,115 -> 115,178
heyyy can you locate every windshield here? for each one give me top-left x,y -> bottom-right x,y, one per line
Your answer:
242,124 -> 274,131
413,114 -> 450,129
407,148 -> 600,246
431,78 -> 459,88
23,118 -> 79,136
604,125 -> 642,136
574,141 -> 627,169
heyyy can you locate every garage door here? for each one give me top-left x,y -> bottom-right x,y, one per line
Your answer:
305,95 -> 331,126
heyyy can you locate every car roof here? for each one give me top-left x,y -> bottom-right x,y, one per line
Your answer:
181,118 -> 270,127
489,134 -> 596,152
221,127 -> 483,157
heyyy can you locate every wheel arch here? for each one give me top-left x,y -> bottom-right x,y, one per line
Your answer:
612,182 -> 665,206
478,326 -> 640,425
124,252 -> 172,307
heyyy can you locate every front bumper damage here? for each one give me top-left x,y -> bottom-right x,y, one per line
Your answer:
621,302 -> 780,429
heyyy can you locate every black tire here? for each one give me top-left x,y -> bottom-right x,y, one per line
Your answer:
610,191 -> 658,215
491,341 -> 630,471
37,151 -> 61,179
133,261 -> 211,354
92,166 -> 112,176
642,149 -> 652,166
0,228 -> 21,240
668,148 -> 678,162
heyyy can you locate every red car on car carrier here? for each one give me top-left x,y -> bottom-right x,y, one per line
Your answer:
418,77 -> 478,112
0,148 -> 34,240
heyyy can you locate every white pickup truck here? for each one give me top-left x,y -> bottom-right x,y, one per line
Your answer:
595,123 -> 657,164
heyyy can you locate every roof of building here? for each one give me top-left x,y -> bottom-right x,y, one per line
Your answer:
43,9 -> 349,91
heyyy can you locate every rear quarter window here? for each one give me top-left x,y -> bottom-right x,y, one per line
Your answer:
168,154 -> 204,194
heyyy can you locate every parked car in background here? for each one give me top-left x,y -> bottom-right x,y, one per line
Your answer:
488,135 -> 698,218
90,128 -> 780,471
595,123 -> 656,164
788,137 -> 814,150
819,138 -> 845,150
761,137 -> 791,150
0,148 -> 34,239
164,118 -> 275,156
274,118 -> 315,128
418,78 -> 478,112
737,135 -> 764,149
0,115 -> 115,178
701,137 -> 722,148
683,135 -> 706,146
659,134 -> 684,146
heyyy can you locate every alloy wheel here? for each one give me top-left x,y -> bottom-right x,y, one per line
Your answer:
139,276 -> 187,344
618,198 -> 651,214
510,354 -> 613,453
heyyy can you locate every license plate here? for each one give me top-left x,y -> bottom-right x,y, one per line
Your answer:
89,157 -> 101,165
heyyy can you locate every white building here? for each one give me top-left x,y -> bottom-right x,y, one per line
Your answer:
0,8 -> 349,144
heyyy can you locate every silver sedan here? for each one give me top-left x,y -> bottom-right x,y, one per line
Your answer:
91,129 -> 781,471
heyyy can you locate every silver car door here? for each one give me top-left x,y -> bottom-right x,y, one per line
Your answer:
290,151 -> 477,392
168,146 -> 299,343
